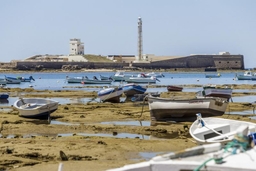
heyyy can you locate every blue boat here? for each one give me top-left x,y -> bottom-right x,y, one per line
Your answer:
0,93 -> 9,99
205,73 -> 221,78
98,87 -> 124,103
17,76 -> 35,82
122,83 -> 147,97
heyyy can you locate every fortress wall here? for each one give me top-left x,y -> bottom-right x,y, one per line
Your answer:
15,54 -> 244,70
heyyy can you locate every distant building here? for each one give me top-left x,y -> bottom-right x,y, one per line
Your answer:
69,38 -> 84,55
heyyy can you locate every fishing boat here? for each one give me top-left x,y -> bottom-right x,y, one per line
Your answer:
0,78 -> 7,85
66,76 -> 87,83
5,76 -> 21,84
81,76 -> 112,84
130,92 -> 160,102
144,72 -> 164,78
189,113 -> 256,144
205,73 -> 221,78
236,70 -> 256,80
107,131 -> 256,171
167,85 -> 183,91
111,71 -> 132,81
196,87 -> 233,101
100,75 -> 112,80
122,83 -> 147,97
97,87 -> 124,103
126,74 -> 160,84
13,98 -> 59,118
147,95 -> 228,123
0,93 -> 9,99
17,76 -> 35,82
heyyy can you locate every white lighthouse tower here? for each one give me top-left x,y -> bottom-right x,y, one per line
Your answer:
136,17 -> 143,62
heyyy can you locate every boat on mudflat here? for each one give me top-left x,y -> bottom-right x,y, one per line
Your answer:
122,83 -> 147,97
97,87 -> 124,103
196,87 -> 233,101
167,85 -> 183,92
190,113 -> 256,145
0,93 -> 9,99
107,131 -> 256,171
13,98 -> 59,118
147,95 -> 228,124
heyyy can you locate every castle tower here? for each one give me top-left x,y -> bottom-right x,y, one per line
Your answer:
69,38 -> 84,55
136,17 -> 143,61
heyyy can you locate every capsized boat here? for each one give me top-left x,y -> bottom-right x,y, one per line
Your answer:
13,98 -> 59,118
122,83 -> 147,97
167,85 -> 183,92
190,113 -> 256,144
107,130 -> 256,171
147,95 -> 228,124
97,87 -> 124,103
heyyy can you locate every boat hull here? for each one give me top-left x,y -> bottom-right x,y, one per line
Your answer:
123,84 -> 147,97
81,79 -> 112,84
167,85 -> 183,91
0,93 -> 9,99
148,96 -> 228,124
14,98 -> 59,118
98,87 -> 123,103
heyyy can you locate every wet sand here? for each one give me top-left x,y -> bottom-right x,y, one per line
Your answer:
1,85 -> 256,171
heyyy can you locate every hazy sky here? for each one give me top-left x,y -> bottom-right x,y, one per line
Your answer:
1,0 -> 256,67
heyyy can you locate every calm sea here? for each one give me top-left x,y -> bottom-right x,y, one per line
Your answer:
0,71 -> 254,91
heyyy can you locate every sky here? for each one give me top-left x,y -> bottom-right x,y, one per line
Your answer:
1,0 -> 256,68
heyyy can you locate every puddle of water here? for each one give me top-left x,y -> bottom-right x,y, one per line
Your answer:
100,121 -> 151,126
225,110 -> 255,115
139,152 -> 166,161
57,132 -> 150,139
50,120 -> 79,125
232,96 -> 256,103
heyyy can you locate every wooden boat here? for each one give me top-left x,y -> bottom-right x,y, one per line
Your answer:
167,85 -> 183,91
196,87 -> 233,100
13,98 -> 59,118
17,76 -> 35,82
97,87 -> 124,103
236,70 -> 256,80
205,73 -> 221,78
122,83 -> 147,97
190,113 -> 256,144
144,72 -> 164,78
126,74 -> 160,84
0,93 -> 9,99
108,135 -> 256,171
0,78 -> 7,85
147,95 -> 228,123
5,76 -> 21,84
81,76 -> 112,84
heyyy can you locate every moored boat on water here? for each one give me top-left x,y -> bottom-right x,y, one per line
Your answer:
97,87 -> 124,103
17,76 -> 35,82
66,76 -> 87,83
147,95 -> 228,124
111,71 -> 132,81
81,76 -> 112,84
13,98 -> 59,118
126,74 -> 160,84
236,70 -> 256,80
144,72 -> 164,78
5,76 -> 21,84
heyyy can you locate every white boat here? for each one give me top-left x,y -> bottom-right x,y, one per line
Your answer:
190,113 -> 256,144
107,131 -> 256,171
144,72 -> 164,78
196,87 -> 233,101
0,78 -> 7,85
81,76 -> 112,84
236,70 -> 256,80
126,74 -> 160,84
13,98 -> 59,118
97,87 -> 124,103
147,95 -> 228,123
66,76 -> 87,83
111,71 -> 132,81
